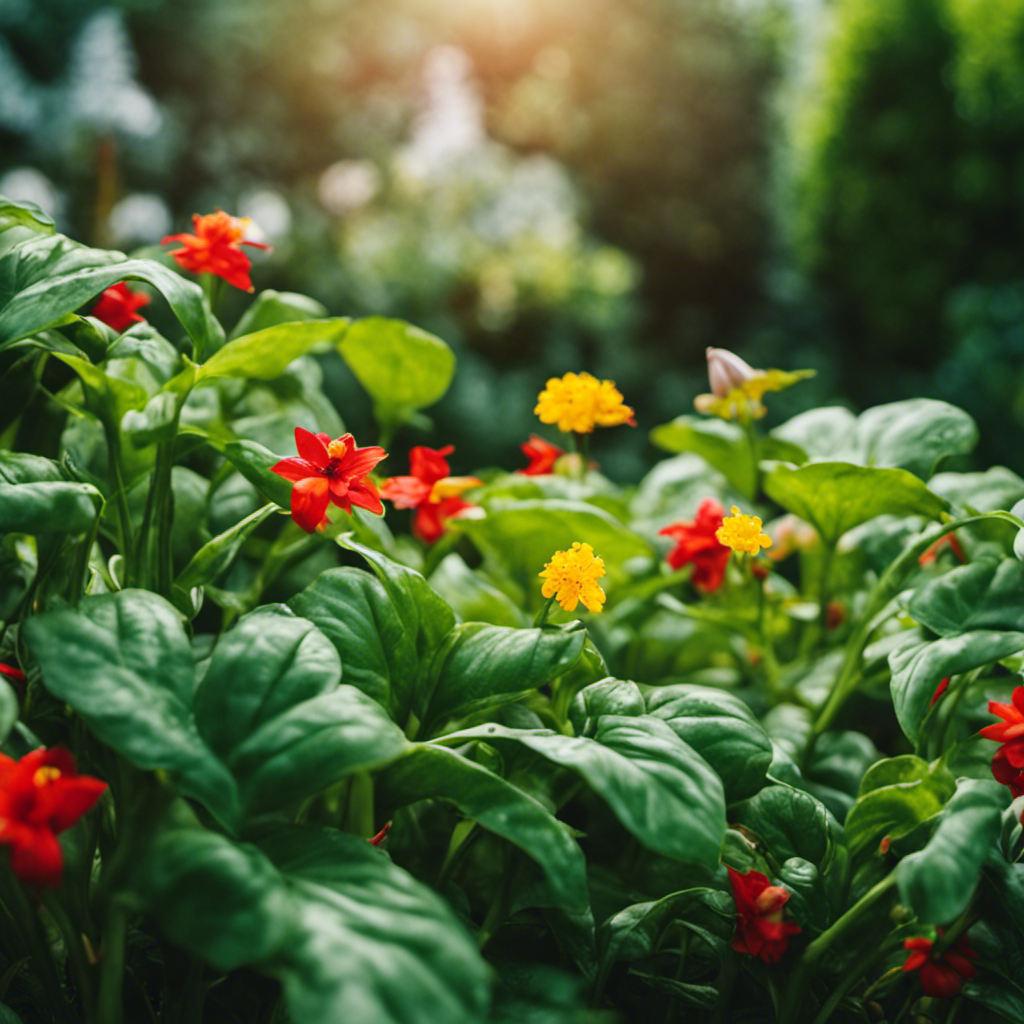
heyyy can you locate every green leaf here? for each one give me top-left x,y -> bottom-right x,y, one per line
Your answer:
211,437 -> 293,509
0,481 -> 101,535
199,318 -> 350,381
337,317 -> 455,429
731,785 -> 840,869
438,719 -> 727,868
763,462 -> 948,544
0,678 -> 18,744
0,194 -> 55,235
643,684 -> 774,803
0,452 -> 67,484
229,290 -> 328,339
844,756 -> 956,861
22,591 -> 241,828
133,823 -> 490,1024
428,554 -> 526,628
908,559 -> 1024,637
889,630 -> 1024,743
570,679 -> 647,735
898,778 -> 1007,923
176,503 -> 280,591
0,235 -> 221,354
458,500 -> 653,610
377,743 -> 589,911
423,622 -> 586,736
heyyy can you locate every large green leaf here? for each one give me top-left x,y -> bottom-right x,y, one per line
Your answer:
337,317 -> 455,429
731,785 -> 840,869
428,554 -> 526,628
889,630 -> 1024,743
205,436 -> 293,509
642,684 -> 773,803
133,823 -> 490,1024
229,290 -> 328,338
0,481 -> 101,535
763,462 -> 948,544
0,234 -> 221,354
459,499 -> 653,609
198,318 -> 350,381
908,559 -> 1024,636
422,622 -> 586,736
0,452 -> 67,485
175,503 -> 280,591
898,778 -> 1006,923
437,719 -> 727,868
0,194 -> 55,235
377,744 -> 589,911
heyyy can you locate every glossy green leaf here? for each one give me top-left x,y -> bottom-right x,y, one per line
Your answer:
771,407 -> 859,462
199,318 -> 350,381
337,317 -> 455,426
763,462 -> 948,543
643,684 -> 774,803
439,719 -> 727,868
176,503 -> 280,591
0,195 -> 55,235
428,554 -> 526,628
0,481 -> 101,535
570,679 -> 646,735
229,290 -> 328,339
22,591 -> 241,828
898,778 -> 1006,923
0,452 -> 67,484
377,743 -> 589,911
889,630 -> 1024,743
134,823 -> 489,1024
0,678 -> 18,744
459,499 -> 653,609
908,559 -> 1024,636
214,438 -> 293,508
731,785 -> 839,869
930,466 -> 1024,514
423,622 -> 586,735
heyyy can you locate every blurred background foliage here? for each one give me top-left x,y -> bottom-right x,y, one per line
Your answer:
3,0 -> 1024,475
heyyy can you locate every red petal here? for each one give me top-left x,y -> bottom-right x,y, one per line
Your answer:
339,445 -> 388,480
291,476 -> 330,532
42,776 -> 107,833
271,457 -> 316,483
348,479 -> 384,516
380,476 -> 432,509
6,826 -> 64,889
295,428 -> 330,467
408,446 -> 453,484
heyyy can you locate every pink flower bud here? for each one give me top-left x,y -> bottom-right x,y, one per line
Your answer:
706,347 -> 757,398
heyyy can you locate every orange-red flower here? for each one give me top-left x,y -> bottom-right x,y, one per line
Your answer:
162,210 -> 269,292
380,446 -> 482,544
90,282 -> 150,332
519,435 -> 564,476
981,685 -> 1024,797
918,532 -> 967,567
726,866 -> 801,964
0,664 -> 24,681
929,677 -> 951,708
0,747 -> 106,889
902,932 -> 977,998
658,499 -> 731,593
271,427 -> 388,533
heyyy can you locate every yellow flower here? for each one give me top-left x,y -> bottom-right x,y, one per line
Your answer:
716,506 -> 772,556
535,372 -> 635,434
539,542 -> 607,613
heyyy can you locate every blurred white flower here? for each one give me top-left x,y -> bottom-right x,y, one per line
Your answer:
0,167 -> 63,219
238,188 -> 291,240
108,193 -> 172,245
318,161 -> 381,215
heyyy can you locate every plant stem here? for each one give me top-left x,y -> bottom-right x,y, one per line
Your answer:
41,892 -> 95,1017
343,772 -> 375,839
103,424 -> 135,587
741,416 -> 760,500
96,902 -> 127,1024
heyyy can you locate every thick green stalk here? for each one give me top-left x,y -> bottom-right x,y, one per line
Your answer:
103,425 -> 135,586
95,902 -> 127,1024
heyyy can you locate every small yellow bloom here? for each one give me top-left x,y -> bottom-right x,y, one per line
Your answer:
539,541 -> 607,613
716,506 -> 772,556
535,372 -> 635,435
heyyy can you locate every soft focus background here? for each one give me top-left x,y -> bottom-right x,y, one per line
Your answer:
3,0 -> 1024,477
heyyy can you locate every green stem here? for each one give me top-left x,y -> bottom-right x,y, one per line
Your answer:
741,416 -> 760,500
436,820 -> 480,889
103,424 -> 135,587
41,891 -> 95,1018
180,956 -> 206,1024
533,594 -> 557,628
756,575 -> 779,692
153,435 -> 177,598
96,902 -> 127,1024
477,847 -> 514,951
343,772 -> 375,839
69,511 -> 103,607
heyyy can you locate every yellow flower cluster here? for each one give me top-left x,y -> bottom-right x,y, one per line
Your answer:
539,542 -> 607,613
716,506 -> 772,556
535,372 -> 635,435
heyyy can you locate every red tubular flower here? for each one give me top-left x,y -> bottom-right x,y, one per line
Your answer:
162,210 -> 270,292
929,677 -> 951,707
981,685 -> 1024,791
271,427 -> 388,533
0,748 -> 106,889
89,282 -> 150,332
380,446 -> 482,544
0,664 -> 24,681
658,499 -> 731,593
726,866 -> 801,964
992,746 -> 1024,798
518,435 -> 564,476
902,932 -> 977,998
918,532 -> 967,567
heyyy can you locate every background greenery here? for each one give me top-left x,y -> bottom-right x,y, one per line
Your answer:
3,0 -> 1024,474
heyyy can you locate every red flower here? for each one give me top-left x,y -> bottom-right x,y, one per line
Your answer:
519,435 -> 565,476
0,664 -> 24,681
0,748 -> 106,889
981,684 -> 1024,782
726,866 -> 801,964
89,282 -> 150,332
918,532 -> 967,567
380,446 -> 482,544
368,822 -> 391,846
658,499 -> 731,593
930,677 -> 951,707
902,932 -> 977,998
271,427 -> 388,533
992,746 -> 1024,799
162,210 -> 270,292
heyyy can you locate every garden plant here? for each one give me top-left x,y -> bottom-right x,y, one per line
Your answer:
1,192 -> 1024,1024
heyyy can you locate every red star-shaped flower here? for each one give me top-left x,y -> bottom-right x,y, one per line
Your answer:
518,435 -> 565,476
981,685 -> 1024,792
902,932 -> 977,998
271,427 -> 388,533
727,866 -> 801,964
0,747 -> 107,889
380,445 -> 482,544
658,498 -> 731,593
162,210 -> 270,292
90,282 -> 150,333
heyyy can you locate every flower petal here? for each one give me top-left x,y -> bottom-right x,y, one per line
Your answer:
295,428 -> 330,468
291,476 -> 330,532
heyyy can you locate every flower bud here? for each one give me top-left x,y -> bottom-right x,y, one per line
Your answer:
706,347 -> 757,398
